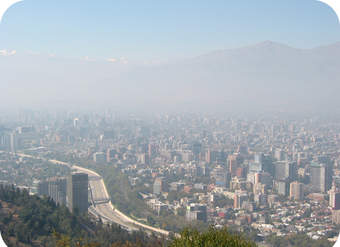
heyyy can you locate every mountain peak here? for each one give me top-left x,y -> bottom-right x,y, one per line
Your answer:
249,40 -> 296,50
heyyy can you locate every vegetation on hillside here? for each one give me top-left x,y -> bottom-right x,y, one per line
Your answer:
169,227 -> 256,247
0,184 -> 163,247
266,233 -> 332,247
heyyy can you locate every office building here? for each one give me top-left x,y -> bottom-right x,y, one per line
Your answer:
310,163 -> 332,193
211,165 -> 230,188
192,142 -> 202,161
254,152 -> 264,164
37,181 -> 49,196
274,180 -> 289,196
249,162 -> 262,173
67,173 -> 88,213
153,177 -> 167,195
330,182 -> 340,210
208,150 -> 217,163
170,182 -> 185,192
48,177 -> 67,206
255,172 -> 272,187
274,148 -> 286,161
234,191 -> 249,209
289,181 -> 304,201
332,210 -> 340,224
10,133 -> 17,153
228,154 -> 238,176
93,152 -> 106,163
186,204 -> 207,222
274,161 -> 296,181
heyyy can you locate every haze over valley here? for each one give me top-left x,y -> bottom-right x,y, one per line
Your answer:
1,41 -> 340,113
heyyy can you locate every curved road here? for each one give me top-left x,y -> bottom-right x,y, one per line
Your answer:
73,164 -> 169,236
17,153 -> 169,236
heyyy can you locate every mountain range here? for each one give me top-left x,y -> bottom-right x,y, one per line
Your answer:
1,41 -> 340,113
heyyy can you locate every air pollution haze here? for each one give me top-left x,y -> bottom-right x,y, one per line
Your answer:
1,41 -> 340,113
2,1 -> 340,247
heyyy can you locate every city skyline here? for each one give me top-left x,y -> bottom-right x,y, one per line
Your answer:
1,1 -> 340,246
1,109 -> 340,245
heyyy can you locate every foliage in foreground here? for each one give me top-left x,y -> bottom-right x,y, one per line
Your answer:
53,227 -> 257,247
266,233 -> 332,247
169,227 -> 257,247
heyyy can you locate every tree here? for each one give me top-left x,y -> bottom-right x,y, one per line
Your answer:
169,227 -> 256,247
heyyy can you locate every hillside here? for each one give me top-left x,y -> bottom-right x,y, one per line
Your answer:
0,184 -> 163,247
0,183 -> 333,247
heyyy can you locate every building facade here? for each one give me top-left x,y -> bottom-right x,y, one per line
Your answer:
67,173 -> 89,213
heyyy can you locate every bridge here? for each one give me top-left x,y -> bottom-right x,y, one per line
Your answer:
89,176 -> 102,181
93,198 -> 110,205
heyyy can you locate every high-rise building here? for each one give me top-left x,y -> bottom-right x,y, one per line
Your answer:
73,118 -> 79,128
67,173 -> 88,213
253,182 -> 266,195
254,153 -> 264,164
235,167 -> 246,179
249,162 -> 262,173
138,153 -> 149,165
228,154 -> 238,176
289,181 -> 304,201
262,154 -> 274,176
196,164 -> 207,177
186,204 -> 207,222
274,148 -> 286,161
205,150 -> 211,163
106,149 -> 117,163
206,150 -> 218,164
247,172 -> 256,185
10,132 -> 17,153
255,172 -> 272,187
274,161 -> 288,181
192,142 -> 202,161
38,177 -> 67,206
211,165 -> 230,188
288,162 -> 297,181
274,161 -> 296,181
93,152 -> 106,163
274,180 -> 289,196
332,210 -> 340,224
181,150 -> 193,162
48,177 -> 67,206
0,132 -> 10,151
148,143 -> 155,159
237,145 -> 248,155
234,191 -> 249,209
254,193 -> 268,206
37,181 -> 49,196
153,177 -> 167,195
329,182 -> 340,210
310,163 -> 332,193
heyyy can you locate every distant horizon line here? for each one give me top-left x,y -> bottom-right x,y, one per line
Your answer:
2,39 -> 340,65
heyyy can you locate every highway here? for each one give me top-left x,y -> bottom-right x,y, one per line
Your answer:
16,153 -> 170,236
73,164 -> 169,236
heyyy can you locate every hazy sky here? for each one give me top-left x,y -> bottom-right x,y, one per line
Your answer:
1,0 -> 340,113
1,0 -> 340,61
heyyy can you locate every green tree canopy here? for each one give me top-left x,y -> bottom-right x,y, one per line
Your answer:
169,227 -> 256,247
